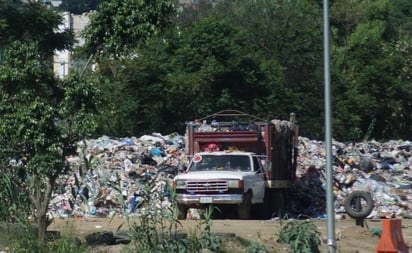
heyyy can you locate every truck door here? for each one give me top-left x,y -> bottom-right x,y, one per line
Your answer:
244,156 -> 265,204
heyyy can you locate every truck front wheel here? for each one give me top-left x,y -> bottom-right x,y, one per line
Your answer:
177,204 -> 188,220
238,193 -> 252,219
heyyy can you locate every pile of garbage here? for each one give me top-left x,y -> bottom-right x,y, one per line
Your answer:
291,137 -> 412,219
48,134 -> 412,220
51,133 -> 186,219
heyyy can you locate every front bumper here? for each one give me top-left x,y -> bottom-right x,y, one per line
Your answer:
176,193 -> 243,205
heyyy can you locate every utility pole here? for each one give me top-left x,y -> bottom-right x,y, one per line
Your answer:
323,0 -> 336,252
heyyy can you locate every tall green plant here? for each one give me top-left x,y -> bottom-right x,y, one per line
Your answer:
0,163 -> 31,223
120,173 -> 221,253
122,176 -> 184,253
277,220 -> 321,253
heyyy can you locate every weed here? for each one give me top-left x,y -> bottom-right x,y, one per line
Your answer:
244,232 -> 269,253
0,164 -> 32,223
245,241 -> 269,253
47,236 -> 87,253
277,219 -> 321,253
121,172 -> 223,253
195,206 -> 222,251
4,223 -> 86,253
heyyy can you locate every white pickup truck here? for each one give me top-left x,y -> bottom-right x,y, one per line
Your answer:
173,151 -> 267,219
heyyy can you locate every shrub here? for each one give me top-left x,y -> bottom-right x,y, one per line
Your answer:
277,219 -> 321,253
121,175 -> 221,253
5,221 -> 87,253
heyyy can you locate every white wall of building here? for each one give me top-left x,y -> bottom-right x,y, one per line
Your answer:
53,12 -> 90,78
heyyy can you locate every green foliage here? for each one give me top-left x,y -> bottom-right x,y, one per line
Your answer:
6,224 -> 44,253
277,220 -> 321,253
4,0 -> 410,142
0,1 -> 74,60
125,187 -> 177,252
4,220 -> 87,253
194,206 -> 222,251
57,0 -> 103,14
214,0 -> 324,125
86,0 -> 327,138
10,234 -> 87,253
120,175 -> 221,253
0,2 -> 101,244
0,164 -> 31,222
245,241 -> 269,253
331,0 -> 412,141
47,237 -> 87,253
82,0 -> 175,58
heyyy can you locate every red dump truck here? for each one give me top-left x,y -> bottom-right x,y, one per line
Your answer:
172,110 -> 299,219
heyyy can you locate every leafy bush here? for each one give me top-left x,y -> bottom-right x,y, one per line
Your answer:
47,237 -> 87,253
0,164 -> 32,223
4,220 -> 87,253
277,219 -> 321,253
120,176 -> 222,253
245,241 -> 269,253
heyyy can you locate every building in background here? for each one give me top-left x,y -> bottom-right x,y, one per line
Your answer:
53,12 -> 90,78
51,0 -> 214,78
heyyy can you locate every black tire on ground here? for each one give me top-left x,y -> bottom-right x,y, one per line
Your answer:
177,204 -> 188,220
344,191 -> 374,219
238,192 -> 252,219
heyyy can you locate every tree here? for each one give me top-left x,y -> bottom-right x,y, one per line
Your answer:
91,14 -> 275,136
87,0 -> 326,137
81,0 -> 176,59
0,1 -> 100,245
0,0 -> 74,61
58,0 -> 103,14
81,0 -> 412,141
78,0 -> 177,136
211,0 -> 324,137
331,0 -> 412,140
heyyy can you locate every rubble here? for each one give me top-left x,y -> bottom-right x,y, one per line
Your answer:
48,134 -> 412,220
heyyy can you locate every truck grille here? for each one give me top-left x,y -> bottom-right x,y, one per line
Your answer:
186,180 -> 228,192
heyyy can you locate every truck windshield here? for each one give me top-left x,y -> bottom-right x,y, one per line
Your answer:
189,155 -> 251,172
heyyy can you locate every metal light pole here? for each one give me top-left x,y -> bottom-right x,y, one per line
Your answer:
323,0 -> 336,252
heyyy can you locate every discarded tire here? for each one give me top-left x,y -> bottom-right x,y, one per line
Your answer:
344,191 -> 374,219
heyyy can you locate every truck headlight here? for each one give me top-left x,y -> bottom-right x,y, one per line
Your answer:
228,180 -> 243,188
174,180 -> 187,189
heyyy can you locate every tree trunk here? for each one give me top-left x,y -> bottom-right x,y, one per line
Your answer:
31,175 -> 54,245
37,212 -> 48,244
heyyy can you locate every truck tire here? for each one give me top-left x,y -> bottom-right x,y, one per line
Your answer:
238,193 -> 252,219
344,191 -> 374,219
177,204 -> 188,220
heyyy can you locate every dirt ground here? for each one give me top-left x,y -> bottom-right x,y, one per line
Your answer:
48,216 -> 412,253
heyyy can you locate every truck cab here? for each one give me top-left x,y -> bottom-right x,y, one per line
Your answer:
173,151 -> 266,219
